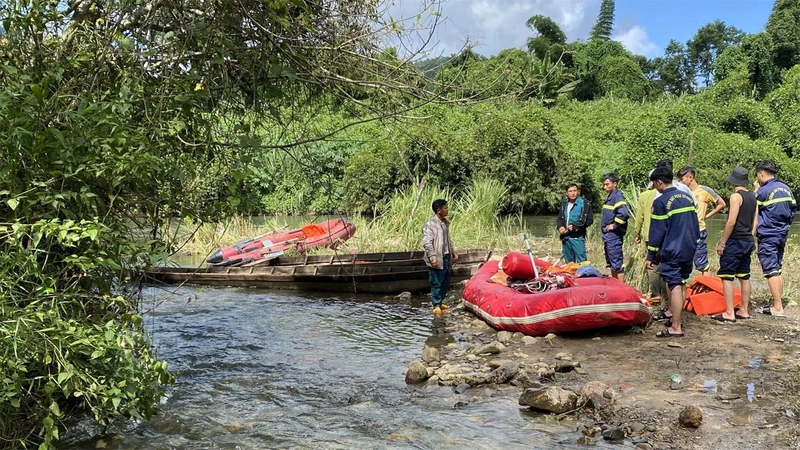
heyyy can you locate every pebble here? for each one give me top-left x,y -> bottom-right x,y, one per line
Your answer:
775,338 -> 785,343
679,406 -> 703,428
522,336 -> 539,345
576,436 -> 596,445
544,333 -> 557,341
667,342 -> 684,348
496,331 -> 513,343
405,361 -> 429,384
512,332 -> 525,340
592,337 -> 601,341
555,352 -> 573,361
631,422 -> 646,433
645,425 -> 657,432
466,354 -> 478,362
636,444 -> 653,450
470,341 -> 505,355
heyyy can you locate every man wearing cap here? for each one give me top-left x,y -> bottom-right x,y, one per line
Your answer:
714,167 -> 757,322
754,160 -> 796,317
635,169 -> 668,301
601,173 -> 629,282
647,166 -> 699,338
678,166 -> 726,276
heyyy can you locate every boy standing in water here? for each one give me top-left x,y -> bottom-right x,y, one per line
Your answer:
647,167 -> 699,338
556,184 -> 594,263
754,160 -> 796,317
678,166 -> 726,275
714,167 -> 757,322
423,199 -> 458,315
600,173 -> 629,282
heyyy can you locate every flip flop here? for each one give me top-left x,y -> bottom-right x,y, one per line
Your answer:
762,306 -> 786,317
734,313 -> 751,320
656,329 -> 684,338
653,310 -> 673,321
711,314 -> 736,323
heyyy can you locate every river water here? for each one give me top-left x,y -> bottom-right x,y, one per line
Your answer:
65,285 -> 630,449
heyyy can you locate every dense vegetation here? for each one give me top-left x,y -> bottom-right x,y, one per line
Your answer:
3,0 -> 800,447
240,0 -> 800,215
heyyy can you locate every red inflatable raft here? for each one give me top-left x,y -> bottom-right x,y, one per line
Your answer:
462,260 -> 652,336
208,218 -> 356,266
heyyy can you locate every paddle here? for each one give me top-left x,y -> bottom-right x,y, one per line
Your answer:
523,233 -> 540,279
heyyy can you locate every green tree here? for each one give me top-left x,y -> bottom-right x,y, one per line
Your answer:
572,40 -> 647,100
652,40 -> 696,95
765,0 -> 800,71
713,45 -> 750,83
526,15 -> 568,62
517,53 -> 580,105
590,0 -> 615,41
687,20 -> 744,86
742,33 -> 780,99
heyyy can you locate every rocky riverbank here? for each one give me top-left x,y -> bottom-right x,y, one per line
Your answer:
405,290 -> 800,450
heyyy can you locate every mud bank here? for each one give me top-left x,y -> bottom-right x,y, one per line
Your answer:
407,290 -> 800,450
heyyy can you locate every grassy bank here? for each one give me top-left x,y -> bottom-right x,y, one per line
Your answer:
168,180 -> 798,302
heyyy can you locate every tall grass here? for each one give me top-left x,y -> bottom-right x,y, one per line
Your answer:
342,178 -> 522,253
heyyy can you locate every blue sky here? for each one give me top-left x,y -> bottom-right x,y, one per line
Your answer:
396,0 -> 776,59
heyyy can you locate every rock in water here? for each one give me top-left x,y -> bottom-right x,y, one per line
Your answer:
405,361 -> 429,384
394,291 -> 412,301
519,387 -> 578,414
679,406 -> 703,428
496,331 -> 513,343
484,362 -> 520,385
454,383 -> 470,394
601,428 -> 625,440
469,341 -> 504,355
422,346 -> 440,363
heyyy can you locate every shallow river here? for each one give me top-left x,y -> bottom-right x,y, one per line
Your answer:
65,286 -> 631,449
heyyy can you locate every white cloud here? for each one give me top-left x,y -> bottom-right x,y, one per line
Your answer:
387,0 -> 661,58
612,25 -> 659,57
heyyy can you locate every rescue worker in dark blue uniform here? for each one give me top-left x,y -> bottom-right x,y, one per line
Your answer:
646,166 -> 699,338
754,160 -> 797,317
601,173 -> 629,282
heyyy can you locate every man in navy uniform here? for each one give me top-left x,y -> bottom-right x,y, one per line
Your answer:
601,173 -> 629,282
754,160 -> 796,317
646,166 -> 699,338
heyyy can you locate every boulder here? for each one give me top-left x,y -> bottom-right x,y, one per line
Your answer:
405,361 -> 429,384
512,332 -> 525,340
519,387 -> 578,414
469,341 -> 504,355
679,406 -> 703,428
422,346 -> 440,363
484,362 -> 520,385
496,331 -> 513,343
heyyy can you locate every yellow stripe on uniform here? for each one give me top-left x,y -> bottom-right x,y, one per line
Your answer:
652,205 -> 697,220
602,201 -> 627,210
614,217 -> 626,224
758,197 -> 797,207
647,246 -> 659,252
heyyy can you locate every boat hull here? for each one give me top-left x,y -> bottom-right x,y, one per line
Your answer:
147,249 -> 492,294
462,260 -> 652,337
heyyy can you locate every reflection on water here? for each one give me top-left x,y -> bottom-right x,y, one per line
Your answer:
64,286 -> 628,449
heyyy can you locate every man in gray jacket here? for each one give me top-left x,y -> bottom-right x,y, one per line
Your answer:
423,199 -> 459,314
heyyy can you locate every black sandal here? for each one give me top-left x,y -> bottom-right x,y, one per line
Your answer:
711,314 -> 736,323
653,310 -> 673,321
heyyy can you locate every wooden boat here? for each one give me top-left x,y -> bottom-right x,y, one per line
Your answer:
146,249 -> 492,294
